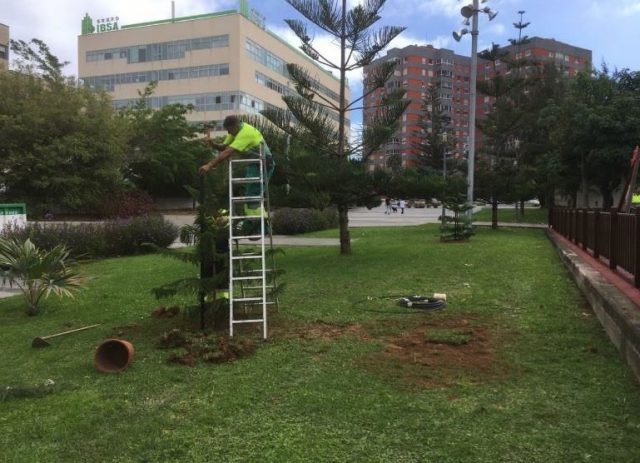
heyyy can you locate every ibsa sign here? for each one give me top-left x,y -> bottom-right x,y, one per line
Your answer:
81,13 -> 120,34
96,17 -> 120,32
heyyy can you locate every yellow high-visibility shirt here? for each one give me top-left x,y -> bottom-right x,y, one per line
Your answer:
223,122 -> 263,153
632,193 -> 640,204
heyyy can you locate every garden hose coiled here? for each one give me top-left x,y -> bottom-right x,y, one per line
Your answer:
397,295 -> 446,311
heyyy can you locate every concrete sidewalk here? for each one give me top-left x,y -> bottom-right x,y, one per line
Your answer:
0,283 -> 20,299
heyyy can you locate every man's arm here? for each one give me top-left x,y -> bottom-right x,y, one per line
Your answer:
199,145 -> 237,174
203,138 -> 227,152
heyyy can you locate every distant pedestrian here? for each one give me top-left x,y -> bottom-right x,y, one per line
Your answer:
399,199 -> 406,214
385,197 -> 391,214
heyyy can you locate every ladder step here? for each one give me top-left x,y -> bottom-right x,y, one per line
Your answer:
231,196 -> 264,201
231,177 -> 261,183
232,276 -> 265,281
233,297 -> 264,302
232,254 -> 263,260
235,301 -> 276,306
231,159 -> 262,164
236,268 -> 276,274
230,215 -> 262,220
231,235 -> 264,240
241,285 -> 275,290
231,319 -> 265,324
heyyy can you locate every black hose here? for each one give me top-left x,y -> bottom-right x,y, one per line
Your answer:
397,295 -> 446,311
352,294 -> 446,312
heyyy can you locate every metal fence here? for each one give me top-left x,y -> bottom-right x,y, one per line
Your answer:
550,208 -> 640,288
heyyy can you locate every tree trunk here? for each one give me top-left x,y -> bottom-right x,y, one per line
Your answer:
338,204 -> 351,255
491,197 -> 498,229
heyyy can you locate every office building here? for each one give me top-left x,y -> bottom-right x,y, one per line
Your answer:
78,1 -> 348,134
364,37 -> 591,170
0,24 -> 9,71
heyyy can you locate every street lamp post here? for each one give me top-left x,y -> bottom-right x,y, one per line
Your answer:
453,1 -> 498,216
441,132 -> 448,229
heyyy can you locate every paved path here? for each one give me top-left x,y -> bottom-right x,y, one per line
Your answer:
0,283 -> 21,299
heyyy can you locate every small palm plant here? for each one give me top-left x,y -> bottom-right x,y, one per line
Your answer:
0,237 -> 84,316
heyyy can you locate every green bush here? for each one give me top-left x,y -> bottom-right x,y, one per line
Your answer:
1,215 -> 178,259
271,208 -> 338,235
0,237 -> 84,316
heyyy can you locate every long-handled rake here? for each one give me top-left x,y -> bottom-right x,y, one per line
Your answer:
32,324 -> 101,348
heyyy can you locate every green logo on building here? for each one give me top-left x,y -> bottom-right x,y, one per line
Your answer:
81,13 -> 95,34
81,13 -> 120,34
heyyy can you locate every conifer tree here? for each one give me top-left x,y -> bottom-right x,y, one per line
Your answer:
261,0 -> 409,254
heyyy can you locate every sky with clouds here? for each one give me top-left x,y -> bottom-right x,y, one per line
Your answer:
3,0 -> 640,129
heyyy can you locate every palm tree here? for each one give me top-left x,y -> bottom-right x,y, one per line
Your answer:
0,237 -> 84,315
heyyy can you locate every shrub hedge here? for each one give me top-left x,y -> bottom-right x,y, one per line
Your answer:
2,215 -> 178,259
271,208 -> 338,235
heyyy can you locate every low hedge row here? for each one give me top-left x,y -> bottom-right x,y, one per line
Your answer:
271,208 -> 338,235
2,215 -> 179,259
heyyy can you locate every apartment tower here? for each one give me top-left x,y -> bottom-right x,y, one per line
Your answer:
364,37 -> 591,171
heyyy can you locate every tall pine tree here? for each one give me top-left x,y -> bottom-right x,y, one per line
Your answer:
261,0 -> 409,254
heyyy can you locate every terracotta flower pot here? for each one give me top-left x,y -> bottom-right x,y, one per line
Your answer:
94,339 -> 135,373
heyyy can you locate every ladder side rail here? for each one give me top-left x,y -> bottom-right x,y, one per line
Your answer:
262,145 -> 279,312
259,145 -> 268,339
228,159 -> 236,336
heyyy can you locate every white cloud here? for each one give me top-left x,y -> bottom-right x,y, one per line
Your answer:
621,0 -> 640,14
588,0 -> 640,17
486,22 -> 506,36
414,0 -> 461,18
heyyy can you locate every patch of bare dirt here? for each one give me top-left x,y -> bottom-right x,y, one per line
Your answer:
158,329 -> 256,366
356,316 -> 510,389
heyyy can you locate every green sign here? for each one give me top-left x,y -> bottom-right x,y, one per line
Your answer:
81,13 -> 95,34
0,203 -> 26,216
81,13 -> 120,34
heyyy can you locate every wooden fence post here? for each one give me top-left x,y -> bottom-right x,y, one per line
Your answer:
609,208 -> 618,270
569,208 -> 574,240
593,209 -> 600,259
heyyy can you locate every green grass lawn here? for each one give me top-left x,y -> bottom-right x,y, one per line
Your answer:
1,225 -> 639,462
474,206 -> 548,224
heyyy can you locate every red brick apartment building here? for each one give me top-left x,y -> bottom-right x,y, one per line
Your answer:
364,37 -> 592,171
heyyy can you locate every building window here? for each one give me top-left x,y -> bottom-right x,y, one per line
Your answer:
86,35 -> 229,63
245,39 -> 339,102
83,63 -> 231,91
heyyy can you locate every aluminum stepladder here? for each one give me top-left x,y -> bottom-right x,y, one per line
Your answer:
228,144 -> 277,339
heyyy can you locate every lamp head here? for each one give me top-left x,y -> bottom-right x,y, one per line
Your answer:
482,7 -> 498,20
460,4 -> 475,18
452,29 -> 469,42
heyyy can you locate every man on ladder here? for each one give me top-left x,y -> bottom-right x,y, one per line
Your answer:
199,115 -> 275,339
200,116 -> 273,189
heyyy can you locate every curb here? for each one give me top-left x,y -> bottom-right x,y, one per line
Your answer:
547,230 -> 640,383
